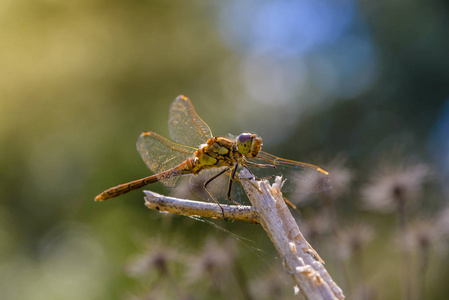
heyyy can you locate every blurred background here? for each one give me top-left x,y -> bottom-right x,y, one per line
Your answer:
1,0 -> 449,299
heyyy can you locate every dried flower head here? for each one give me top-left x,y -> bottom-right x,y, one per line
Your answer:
187,237 -> 237,290
292,155 -> 354,204
361,161 -> 430,213
402,218 -> 442,252
125,241 -> 178,278
435,206 -> 449,236
326,155 -> 354,200
250,264 -> 291,299
127,290 -> 164,300
127,287 -> 194,300
301,212 -> 331,241
335,223 -> 375,260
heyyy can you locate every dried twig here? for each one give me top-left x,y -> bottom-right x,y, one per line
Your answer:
143,169 -> 345,299
239,168 -> 344,299
144,191 -> 259,223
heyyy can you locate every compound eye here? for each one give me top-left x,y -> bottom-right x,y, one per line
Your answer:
237,133 -> 253,144
236,133 -> 254,155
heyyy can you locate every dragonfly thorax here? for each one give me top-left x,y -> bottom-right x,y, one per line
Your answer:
236,133 -> 262,159
194,136 -> 243,172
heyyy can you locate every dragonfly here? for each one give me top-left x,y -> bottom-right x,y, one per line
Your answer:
95,95 -> 331,217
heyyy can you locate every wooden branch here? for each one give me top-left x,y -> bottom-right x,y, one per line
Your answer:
238,168 -> 345,300
144,191 -> 259,223
143,169 -> 344,299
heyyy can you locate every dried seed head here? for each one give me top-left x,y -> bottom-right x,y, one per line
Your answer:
125,241 -> 177,278
301,212 -> 331,241
250,264 -> 290,299
436,206 -> 449,236
187,237 -> 237,290
335,223 -> 375,259
326,155 -> 354,200
292,155 -> 353,204
401,218 -> 442,252
361,161 -> 430,213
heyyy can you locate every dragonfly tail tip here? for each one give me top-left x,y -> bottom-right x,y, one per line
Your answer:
94,194 -> 105,202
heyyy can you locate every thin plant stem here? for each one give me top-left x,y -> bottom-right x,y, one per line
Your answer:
417,242 -> 429,300
397,200 -> 412,300
232,260 -> 254,300
354,247 -> 366,300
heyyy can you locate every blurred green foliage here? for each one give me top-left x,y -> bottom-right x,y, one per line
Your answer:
1,0 -> 449,299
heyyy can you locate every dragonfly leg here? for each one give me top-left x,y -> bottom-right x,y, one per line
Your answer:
226,164 -> 240,205
204,167 -> 230,220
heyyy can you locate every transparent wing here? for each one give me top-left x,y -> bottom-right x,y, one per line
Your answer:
136,131 -> 197,187
168,95 -> 213,147
249,151 -> 332,201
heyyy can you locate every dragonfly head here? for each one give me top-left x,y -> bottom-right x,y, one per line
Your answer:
236,133 -> 262,158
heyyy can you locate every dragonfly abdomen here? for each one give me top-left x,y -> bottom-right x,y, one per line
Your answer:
95,175 -> 159,201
